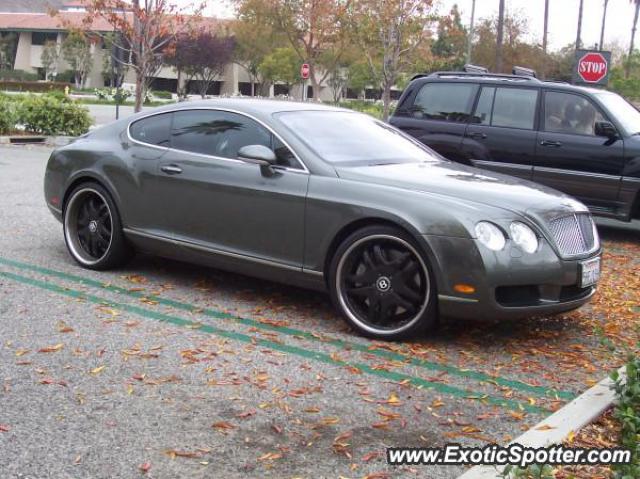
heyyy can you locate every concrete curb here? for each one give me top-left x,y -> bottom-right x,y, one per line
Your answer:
458,366 -> 625,478
0,135 -> 75,147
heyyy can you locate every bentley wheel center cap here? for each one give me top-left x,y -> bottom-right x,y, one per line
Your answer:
376,276 -> 391,292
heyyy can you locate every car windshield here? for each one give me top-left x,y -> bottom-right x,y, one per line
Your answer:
275,110 -> 441,165
594,91 -> 640,135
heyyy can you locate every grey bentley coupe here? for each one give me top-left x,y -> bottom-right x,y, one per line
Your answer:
44,99 -> 601,340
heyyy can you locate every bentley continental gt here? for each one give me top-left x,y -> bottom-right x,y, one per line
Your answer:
44,99 -> 602,340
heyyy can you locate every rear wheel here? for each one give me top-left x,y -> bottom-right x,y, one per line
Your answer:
63,183 -> 132,270
329,225 -> 437,340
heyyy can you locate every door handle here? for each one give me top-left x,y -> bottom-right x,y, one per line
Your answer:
160,164 -> 183,175
467,132 -> 487,139
540,140 -> 562,147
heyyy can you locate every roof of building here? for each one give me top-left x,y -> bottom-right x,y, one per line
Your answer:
0,11 -> 224,33
0,1 -> 65,13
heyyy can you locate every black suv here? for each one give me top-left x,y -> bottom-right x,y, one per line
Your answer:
390,69 -> 640,222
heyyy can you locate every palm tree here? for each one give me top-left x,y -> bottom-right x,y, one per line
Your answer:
576,0 -> 584,49
600,0 -> 609,50
627,0 -> 640,78
496,0 -> 505,72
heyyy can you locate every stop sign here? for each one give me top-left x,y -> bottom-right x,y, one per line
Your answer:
577,52 -> 608,83
300,63 -> 310,80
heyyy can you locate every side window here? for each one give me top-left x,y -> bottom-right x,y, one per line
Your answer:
412,83 -> 478,122
171,110 -> 271,158
491,88 -> 538,130
129,113 -> 171,146
544,91 -> 605,136
472,87 -> 495,125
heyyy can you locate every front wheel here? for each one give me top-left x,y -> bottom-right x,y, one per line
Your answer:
63,183 -> 132,270
329,226 -> 437,340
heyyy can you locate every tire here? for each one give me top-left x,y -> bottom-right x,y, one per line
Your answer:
328,225 -> 437,340
63,182 -> 132,270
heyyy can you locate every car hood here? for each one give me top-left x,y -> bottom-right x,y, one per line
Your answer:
335,161 -> 588,227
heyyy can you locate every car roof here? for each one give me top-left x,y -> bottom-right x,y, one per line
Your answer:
149,97 -> 345,116
412,74 -> 606,95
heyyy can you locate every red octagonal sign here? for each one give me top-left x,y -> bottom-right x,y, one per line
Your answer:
577,52 -> 608,83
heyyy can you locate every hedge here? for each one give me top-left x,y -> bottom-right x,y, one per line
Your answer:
0,80 -> 73,93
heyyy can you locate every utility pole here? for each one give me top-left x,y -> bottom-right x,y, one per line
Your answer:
496,0 -> 505,72
576,0 -> 584,49
542,0 -> 549,79
600,0 -> 609,50
466,0 -> 476,64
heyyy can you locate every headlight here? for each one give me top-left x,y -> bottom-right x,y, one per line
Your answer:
510,221 -> 538,253
475,222 -> 506,251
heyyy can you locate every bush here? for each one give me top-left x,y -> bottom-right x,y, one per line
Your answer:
0,96 -> 17,134
0,80 -> 72,93
17,94 -> 92,136
611,352 -> 640,479
153,90 -> 173,99
0,69 -> 39,81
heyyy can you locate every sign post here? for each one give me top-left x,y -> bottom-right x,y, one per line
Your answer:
301,63 -> 310,101
572,49 -> 611,86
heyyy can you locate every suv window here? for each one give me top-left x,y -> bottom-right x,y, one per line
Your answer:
473,87 -> 495,125
491,88 -> 538,130
130,113 -> 172,147
411,83 -> 478,122
544,91 -> 605,136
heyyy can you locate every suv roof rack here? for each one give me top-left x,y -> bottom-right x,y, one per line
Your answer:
426,71 -> 541,82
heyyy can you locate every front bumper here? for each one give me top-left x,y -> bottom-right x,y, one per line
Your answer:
422,234 -> 600,321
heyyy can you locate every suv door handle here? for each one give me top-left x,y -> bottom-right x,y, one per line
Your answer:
160,164 -> 183,175
467,132 -> 487,139
540,140 -> 562,147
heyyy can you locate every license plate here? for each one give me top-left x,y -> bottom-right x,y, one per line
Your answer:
579,257 -> 601,288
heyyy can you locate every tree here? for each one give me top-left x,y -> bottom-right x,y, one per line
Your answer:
185,30 -> 235,98
40,40 -> 60,81
600,0 -> 609,50
258,47 -> 299,93
496,0 -> 505,72
0,33 -> 17,70
62,31 -> 93,88
69,0 -> 204,112
232,0 -> 284,96
431,4 -> 467,71
349,0 -> 434,120
628,0 -> 640,78
347,60 -> 377,99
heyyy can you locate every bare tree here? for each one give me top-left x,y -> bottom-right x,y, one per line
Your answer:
576,0 -> 584,49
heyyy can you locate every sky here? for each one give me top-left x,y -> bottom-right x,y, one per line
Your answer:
174,0 -> 638,53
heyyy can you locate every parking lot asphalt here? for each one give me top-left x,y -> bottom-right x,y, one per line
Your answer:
0,145 -> 638,479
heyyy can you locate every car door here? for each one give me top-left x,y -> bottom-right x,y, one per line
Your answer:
389,82 -> 478,163
533,90 -> 624,211
460,86 -> 540,180
149,108 -> 309,268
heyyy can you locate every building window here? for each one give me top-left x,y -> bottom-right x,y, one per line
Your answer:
238,82 -> 260,96
273,84 -> 290,96
32,32 -> 58,46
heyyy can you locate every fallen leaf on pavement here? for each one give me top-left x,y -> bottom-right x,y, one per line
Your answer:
38,343 -> 64,353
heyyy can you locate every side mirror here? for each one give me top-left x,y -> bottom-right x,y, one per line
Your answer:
237,144 -> 277,166
595,121 -> 618,139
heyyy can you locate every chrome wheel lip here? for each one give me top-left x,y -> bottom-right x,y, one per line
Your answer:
336,234 -> 431,336
64,188 -> 113,266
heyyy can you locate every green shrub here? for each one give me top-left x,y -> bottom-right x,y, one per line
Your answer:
17,94 -> 92,136
153,90 -> 173,99
611,352 -> 640,479
0,69 -> 39,81
0,80 -> 72,93
0,97 -> 17,134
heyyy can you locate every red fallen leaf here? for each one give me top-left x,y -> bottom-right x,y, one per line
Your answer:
0,424 -> 10,432
212,421 -> 235,430
271,424 -> 283,434
39,378 -> 68,387
362,451 -> 383,462
364,473 -> 390,479
38,343 -> 64,353
236,410 -> 256,419
139,462 -> 151,473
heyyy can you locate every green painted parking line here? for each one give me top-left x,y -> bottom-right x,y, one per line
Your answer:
0,256 -> 574,401
0,268 -> 550,415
